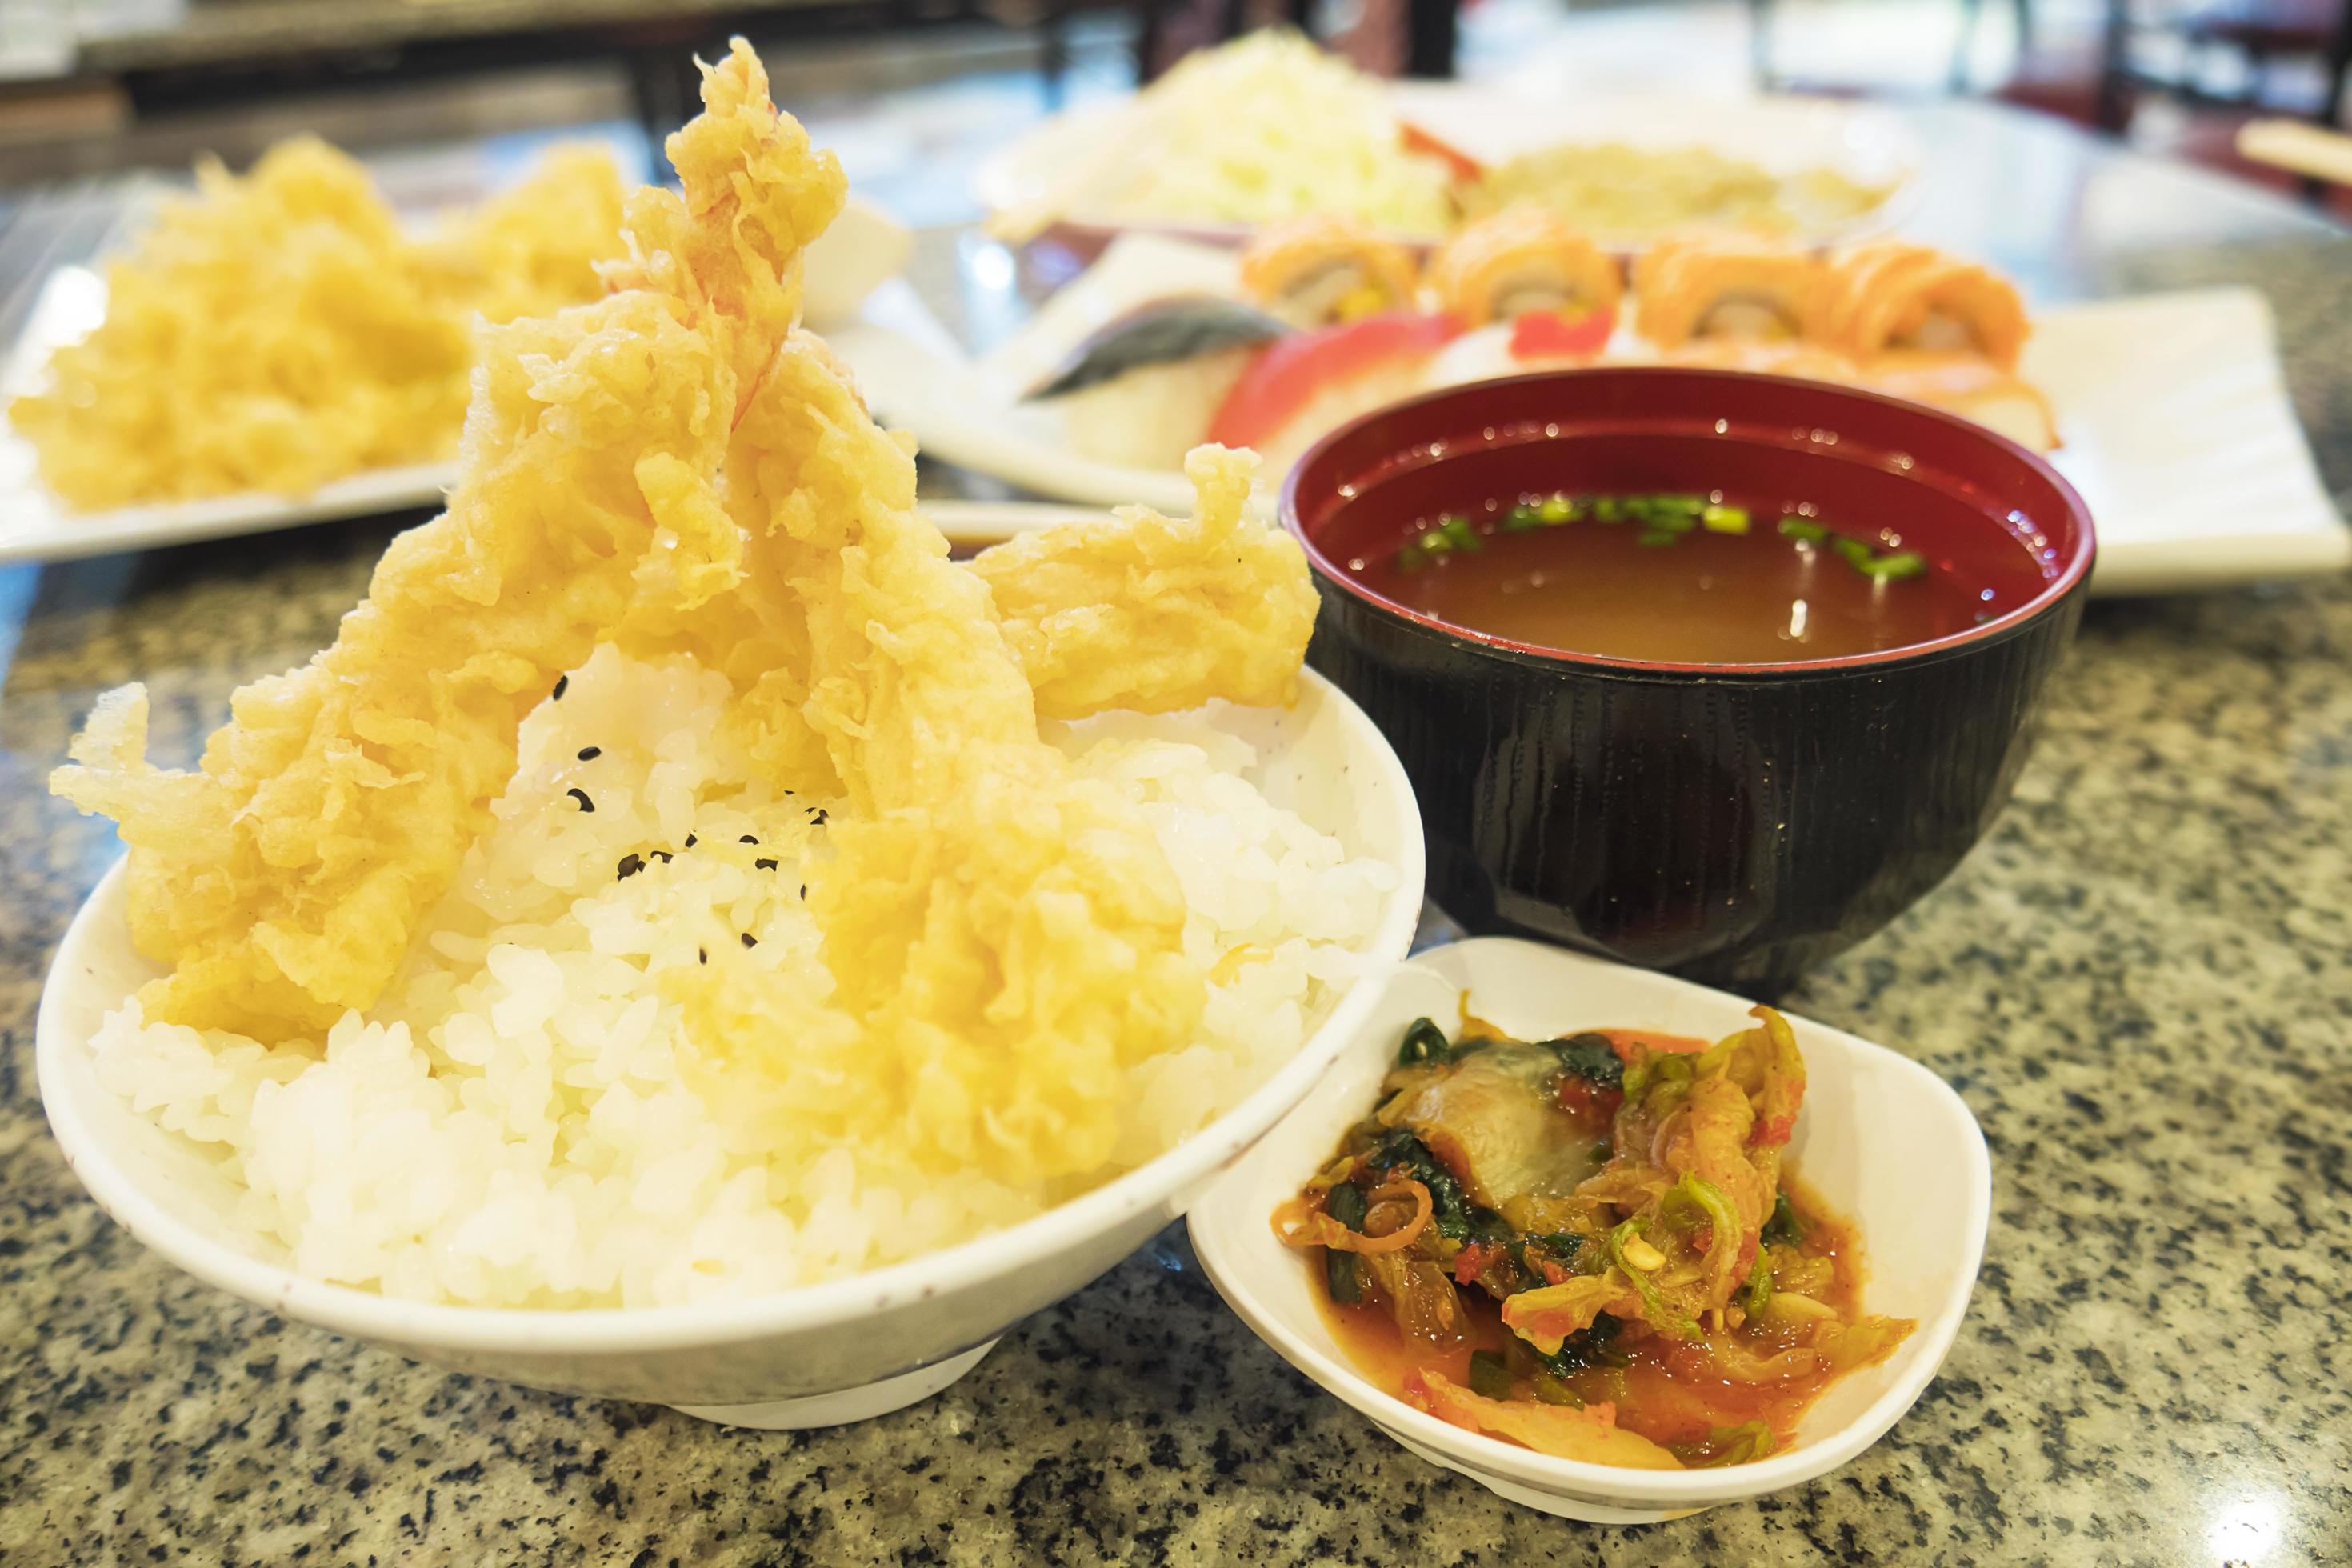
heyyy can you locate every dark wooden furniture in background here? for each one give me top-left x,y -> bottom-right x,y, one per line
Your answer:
7,0 -> 1150,167
2098,0 -> 2352,131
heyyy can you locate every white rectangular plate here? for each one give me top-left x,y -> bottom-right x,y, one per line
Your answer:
2026,287 -> 2350,593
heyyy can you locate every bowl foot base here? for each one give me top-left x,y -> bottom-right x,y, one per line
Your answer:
670,1338 -> 998,1430
1392,1431 -> 1711,1524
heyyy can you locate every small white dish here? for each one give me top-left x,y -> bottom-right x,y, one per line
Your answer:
38,670 -> 1425,1427
1187,937 -> 1990,1523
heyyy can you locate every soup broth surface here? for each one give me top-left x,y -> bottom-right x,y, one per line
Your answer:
1348,493 -> 2035,664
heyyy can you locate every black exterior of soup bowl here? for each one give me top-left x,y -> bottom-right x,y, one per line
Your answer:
1282,367 -> 2095,998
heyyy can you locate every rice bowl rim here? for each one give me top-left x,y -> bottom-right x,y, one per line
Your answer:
36,666 -> 1427,1354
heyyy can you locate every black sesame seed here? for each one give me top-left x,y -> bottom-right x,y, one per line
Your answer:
651,850 -> 673,864
698,948 -> 708,964
808,808 -> 828,826
552,675 -> 568,701
566,787 -> 594,813
739,834 -> 758,846
754,858 -> 778,871
798,884 -> 807,899
740,932 -> 758,948
577,746 -> 601,762
684,834 -> 698,849
616,853 -> 645,879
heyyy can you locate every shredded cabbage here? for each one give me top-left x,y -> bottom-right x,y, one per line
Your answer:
1097,33 -> 1455,234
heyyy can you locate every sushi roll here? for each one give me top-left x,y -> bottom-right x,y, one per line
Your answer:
1238,214 -> 1423,330
1022,296 -> 1293,470
1631,234 -> 1825,348
1427,204 -> 1621,330
1803,242 -> 2030,370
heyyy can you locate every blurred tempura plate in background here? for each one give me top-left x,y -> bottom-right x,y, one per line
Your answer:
0,188 -> 918,565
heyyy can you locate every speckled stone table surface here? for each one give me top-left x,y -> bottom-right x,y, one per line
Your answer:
3,102 -> 2351,1567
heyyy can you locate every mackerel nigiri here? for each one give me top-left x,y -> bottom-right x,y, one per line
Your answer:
1022,297 -> 1292,470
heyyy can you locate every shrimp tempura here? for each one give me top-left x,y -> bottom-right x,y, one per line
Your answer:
665,300 -> 1207,1186
59,42 -> 1298,1187
968,444 -> 1318,720
54,45 -> 846,1040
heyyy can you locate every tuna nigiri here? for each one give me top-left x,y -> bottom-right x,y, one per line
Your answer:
1206,310 -> 1462,479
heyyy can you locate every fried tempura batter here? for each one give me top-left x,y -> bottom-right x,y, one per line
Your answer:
58,41 -> 1315,1186
54,47 -> 846,1040
968,445 -> 1318,720
416,144 -> 629,326
664,267 -> 1206,1183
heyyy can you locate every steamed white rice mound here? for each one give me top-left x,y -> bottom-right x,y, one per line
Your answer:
90,647 -> 1398,1309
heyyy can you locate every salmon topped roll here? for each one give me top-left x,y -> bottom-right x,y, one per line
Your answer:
1238,213 -> 1422,330
1428,204 -> 1621,330
1631,234 -> 1825,348
1803,242 -> 2030,370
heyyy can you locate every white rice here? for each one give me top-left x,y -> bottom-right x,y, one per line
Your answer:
91,647 -> 1398,1309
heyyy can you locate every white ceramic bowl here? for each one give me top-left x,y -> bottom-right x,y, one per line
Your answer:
1188,937 -> 1990,1522
37,670 -> 1425,1428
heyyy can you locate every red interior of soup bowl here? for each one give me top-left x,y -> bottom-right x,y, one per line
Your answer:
1283,367 -> 2095,674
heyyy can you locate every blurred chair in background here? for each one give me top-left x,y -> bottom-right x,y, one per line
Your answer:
2098,0 -> 2350,130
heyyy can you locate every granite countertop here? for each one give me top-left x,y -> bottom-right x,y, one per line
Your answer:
4,148 -> 2352,1568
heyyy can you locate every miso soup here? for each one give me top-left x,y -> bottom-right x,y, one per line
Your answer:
1346,491 -> 2037,664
